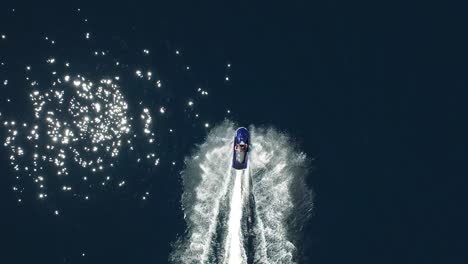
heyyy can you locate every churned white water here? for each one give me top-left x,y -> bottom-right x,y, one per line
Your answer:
223,170 -> 246,264
171,121 -> 313,264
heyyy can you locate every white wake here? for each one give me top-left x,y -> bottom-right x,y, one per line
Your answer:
223,170 -> 246,264
171,121 -> 313,264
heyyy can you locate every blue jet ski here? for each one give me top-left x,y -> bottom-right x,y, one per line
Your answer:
232,127 -> 250,170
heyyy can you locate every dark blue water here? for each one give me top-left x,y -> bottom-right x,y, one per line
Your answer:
1,2 -> 467,264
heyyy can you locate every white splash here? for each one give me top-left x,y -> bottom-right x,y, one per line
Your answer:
170,123 -> 234,264
223,170 -> 246,264
171,121 -> 313,264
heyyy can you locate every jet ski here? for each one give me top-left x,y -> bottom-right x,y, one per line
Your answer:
232,127 -> 250,170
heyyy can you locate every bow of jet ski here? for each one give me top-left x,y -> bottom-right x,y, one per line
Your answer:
232,127 -> 250,170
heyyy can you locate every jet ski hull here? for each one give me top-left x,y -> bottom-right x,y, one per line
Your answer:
232,127 -> 250,170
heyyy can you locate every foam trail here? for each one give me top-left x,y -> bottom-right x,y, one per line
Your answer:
171,121 -> 313,264
223,170 -> 246,264
249,126 -> 313,263
170,122 -> 235,264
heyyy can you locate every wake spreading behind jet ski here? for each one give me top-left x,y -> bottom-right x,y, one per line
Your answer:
232,127 -> 250,170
